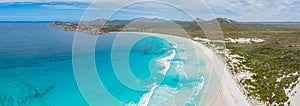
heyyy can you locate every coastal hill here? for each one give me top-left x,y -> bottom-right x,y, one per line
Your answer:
48,17 -> 240,35
48,21 -> 109,35
195,18 -> 205,22
132,17 -> 167,22
211,18 -> 238,24
48,17 -> 298,36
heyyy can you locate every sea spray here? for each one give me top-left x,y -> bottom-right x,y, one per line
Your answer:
138,83 -> 157,106
156,50 -> 176,75
128,38 -> 180,106
185,76 -> 205,105
129,49 -> 177,106
147,85 -> 179,105
127,83 -> 158,106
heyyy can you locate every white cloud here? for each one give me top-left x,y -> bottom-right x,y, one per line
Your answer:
203,0 -> 300,21
0,0 -> 94,3
1,0 -> 299,21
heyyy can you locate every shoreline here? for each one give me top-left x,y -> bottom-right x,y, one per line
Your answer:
115,32 -> 300,106
191,41 -> 250,106
116,32 -> 300,106
134,32 -> 250,106
291,79 -> 300,105
124,32 -> 204,106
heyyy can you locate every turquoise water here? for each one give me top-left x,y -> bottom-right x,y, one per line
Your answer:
0,23 -> 207,106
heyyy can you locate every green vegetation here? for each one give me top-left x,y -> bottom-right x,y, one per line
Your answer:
229,44 -> 300,105
102,20 -> 300,105
113,20 -> 300,105
223,25 -> 300,105
56,18 -> 300,105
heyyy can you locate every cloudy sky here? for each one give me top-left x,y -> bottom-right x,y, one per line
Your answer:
0,0 -> 299,22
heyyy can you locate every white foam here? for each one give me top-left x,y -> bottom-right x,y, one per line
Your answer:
129,40 -> 179,106
129,36 -> 206,106
138,83 -> 158,106
128,83 -> 158,106
148,85 -> 179,105
185,76 -> 205,105
156,50 -> 176,75
174,61 -> 186,78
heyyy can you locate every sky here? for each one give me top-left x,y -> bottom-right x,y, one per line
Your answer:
0,0 -> 299,22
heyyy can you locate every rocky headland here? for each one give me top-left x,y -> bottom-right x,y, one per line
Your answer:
48,21 -> 109,35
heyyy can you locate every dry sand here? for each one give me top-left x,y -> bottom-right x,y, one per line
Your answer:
192,41 -> 250,106
291,80 -> 300,105
139,32 -> 251,106
155,33 -> 300,106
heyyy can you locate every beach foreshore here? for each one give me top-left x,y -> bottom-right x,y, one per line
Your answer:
146,32 -> 250,106
132,32 -> 300,106
291,80 -> 300,105
191,41 -> 250,106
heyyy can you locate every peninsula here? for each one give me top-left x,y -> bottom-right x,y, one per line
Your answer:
48,21 -> 109,35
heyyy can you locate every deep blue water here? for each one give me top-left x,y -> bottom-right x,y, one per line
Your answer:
0,23 -> 86,106
0,23 -> 206,106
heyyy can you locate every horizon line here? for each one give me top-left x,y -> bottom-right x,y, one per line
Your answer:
1,20 -> 300,23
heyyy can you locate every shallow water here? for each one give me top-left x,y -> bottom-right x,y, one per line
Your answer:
0,23 -> 207,106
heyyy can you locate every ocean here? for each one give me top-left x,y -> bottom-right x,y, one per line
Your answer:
0,23 -> 207,106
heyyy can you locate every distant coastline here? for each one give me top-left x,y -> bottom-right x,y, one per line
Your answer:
0,21 -> 53,23
48,21 -> 109,35
44,17 -> 300,37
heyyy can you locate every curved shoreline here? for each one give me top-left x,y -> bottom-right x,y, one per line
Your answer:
131,32 -> 250,106
192,41 -> 250,106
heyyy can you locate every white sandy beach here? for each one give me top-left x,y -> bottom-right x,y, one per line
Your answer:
192,38 -> 300,106
131,32 -> 300,106
140,32 -> 250,105
291,81 -> 300,105
151,33 -> 250,106
192,41 -> 250,106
